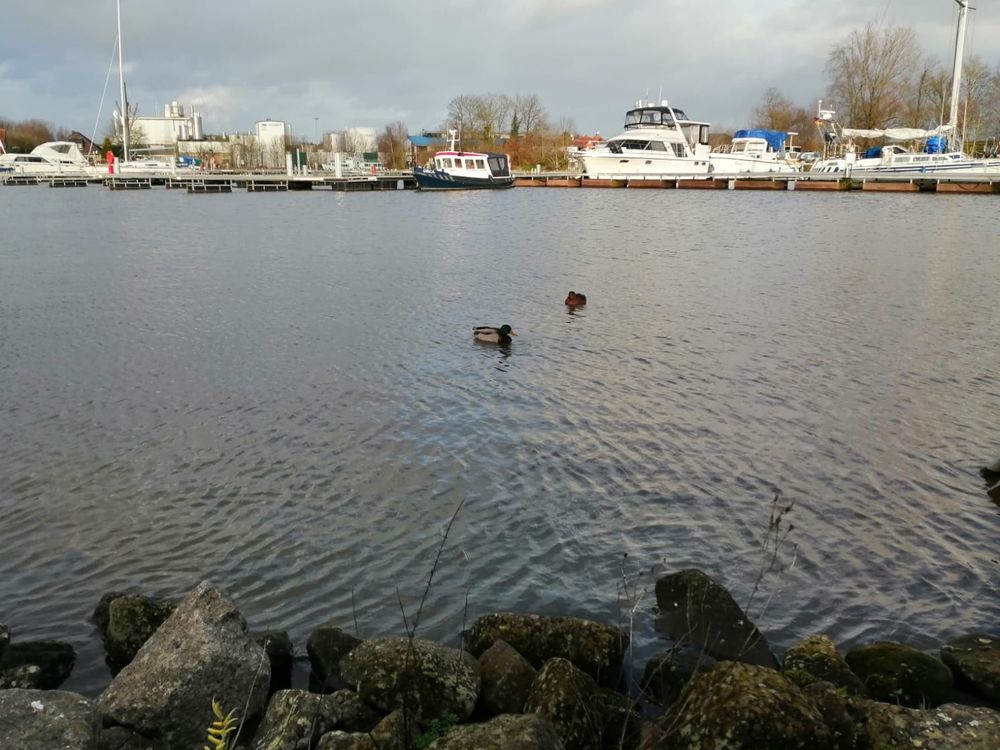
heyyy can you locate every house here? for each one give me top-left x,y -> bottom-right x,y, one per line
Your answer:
408,133 -> 446,166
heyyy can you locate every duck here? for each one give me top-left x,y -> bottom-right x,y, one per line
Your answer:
565,291 -> 587,307
474,324 -> 516,344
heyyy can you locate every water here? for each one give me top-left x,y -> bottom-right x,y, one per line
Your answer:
1,186 -> 997,696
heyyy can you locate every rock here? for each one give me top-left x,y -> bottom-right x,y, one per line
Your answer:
425,713 -> 564,749
98,581 -> 270,749
467,613 -> 628,688
597,689 -> 641,750
254,630 -> 294,695
315,731 -> 375,750
651,661 -> 841,750
941,634 -> 1000,706
368,709 -> 415,750
307,624 -> 361,692
96,725 -> 165,749
251,688 -> 380,750
0,664 -> 45,690
0,639 -> 76,689
863,701 -> 1000,749
340,637 -> 480,723
0,624 -> 8,661
524,657 -> 602,750
93,591 -> 126,634
477,640 -> 537,717
980,459 -> 1000,484
782,634 -> 865,695
0,689 -> 99,749
845,641 -> 953,708
640,645 -> 715,708
653,568 -> 778,668
103,595 -> 176,674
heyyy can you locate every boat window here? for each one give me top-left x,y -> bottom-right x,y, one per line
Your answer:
465,159 -> 475,169
698,125 -> 709,145
641,111 -> 660,124
52,144 -> 71,154
672,144 -> 686,157
648,141 -> 667,151
487,155 -> 510,176
895,156 -> 910,163
442,158 -> 452,168
475,159 -> 485,169
913,156 -> 928,162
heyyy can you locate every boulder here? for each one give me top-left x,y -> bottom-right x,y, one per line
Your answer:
340,637 -> 480,723
96,725 -> 165,749
845,641 -> 953,708
307,624 -> 361,693
368,709 -> 415,750
782,634 -> 865,695
316,732 -> 375,750
524,657 -> 602,750
640,646 -> 715,708
0,639 -> 76,689
0,689 -> 99,750
251,688 -> 380,750
467,613 -> 628,687
0,664 -> 45,690
650,661 -> 841,750
93,591 -> 126,634
254,630 -> 294,695
477,640 -> 537,717
102,595 -> 176,674
863,701 -> 1000,749
597,689 -> 641,750
425,713 -> 564,749
98,581 -> 270,749
940,634 -> 1000,706
653,569 -> 777,668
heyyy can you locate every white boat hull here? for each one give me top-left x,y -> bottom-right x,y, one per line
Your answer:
579,150 -> 711,177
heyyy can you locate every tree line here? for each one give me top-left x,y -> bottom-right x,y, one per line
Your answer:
753,23 -> 1000,153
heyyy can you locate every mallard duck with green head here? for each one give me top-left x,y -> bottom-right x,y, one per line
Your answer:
474,325 -> 516,344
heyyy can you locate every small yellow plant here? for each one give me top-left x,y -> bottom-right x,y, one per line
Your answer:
204,698 -> 239,750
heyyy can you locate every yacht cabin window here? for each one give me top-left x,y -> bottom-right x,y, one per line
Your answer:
475,159 -> 485,169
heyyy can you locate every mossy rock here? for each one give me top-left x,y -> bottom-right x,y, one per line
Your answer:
658,661 -> 841,749
523,658 -> 602,750
640,646 -> 715,708
940,634 -> 1000,707
653,568 -> 778,668
104,595 -> 176,674
783,634 -> 865,696
845,641 -> 953,708
863,701 -> 1000,749
467,612 -> 628,688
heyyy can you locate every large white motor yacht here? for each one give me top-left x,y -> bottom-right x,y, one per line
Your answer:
0,141 -> 100,176
578,101 -> 713,177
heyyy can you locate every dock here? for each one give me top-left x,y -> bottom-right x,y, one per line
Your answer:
2,170 -> 998,195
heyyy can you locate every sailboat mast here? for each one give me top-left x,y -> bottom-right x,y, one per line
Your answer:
117,0 -> 129,162
947,0 -> 970,135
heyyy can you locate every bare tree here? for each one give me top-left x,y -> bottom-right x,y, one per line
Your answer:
511,94 -> 548,134
751,88 -> 823,150
377,120 -> 409,168
825,23 -> 921,128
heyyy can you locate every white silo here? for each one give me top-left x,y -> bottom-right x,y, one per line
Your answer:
192,112 -> 203,140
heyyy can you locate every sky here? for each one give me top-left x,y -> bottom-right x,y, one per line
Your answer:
2,0 -> 998,142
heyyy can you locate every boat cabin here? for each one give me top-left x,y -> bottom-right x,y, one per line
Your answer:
432,151 -> 510,178
620,104 -> 710,152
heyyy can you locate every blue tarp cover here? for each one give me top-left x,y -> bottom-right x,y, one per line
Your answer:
409,135 -> 445,147
733,129 -> 786,151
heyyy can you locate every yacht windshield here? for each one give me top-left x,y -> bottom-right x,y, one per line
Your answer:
624,108 -> 685,129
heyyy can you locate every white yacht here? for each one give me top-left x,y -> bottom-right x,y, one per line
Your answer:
811,0 -> 1000,177
578,101 -> 713,177
0,141 -> 100,176
710,130 -> 800,174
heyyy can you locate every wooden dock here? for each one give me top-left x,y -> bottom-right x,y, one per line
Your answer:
402,170 -> 995,195
4,170 -> 998,195
513,172 -> 1000,194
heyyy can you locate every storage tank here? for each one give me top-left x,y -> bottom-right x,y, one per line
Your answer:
327,131 -> 345,152
192,112 -> 203,140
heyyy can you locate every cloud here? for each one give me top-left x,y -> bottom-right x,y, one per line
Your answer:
0,0 -> 996,139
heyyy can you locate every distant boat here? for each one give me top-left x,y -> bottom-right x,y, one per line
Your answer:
0,142 -> 100,176
710,129 -> 801,174
811,0 -> 1000,176
413,130 -> 515,190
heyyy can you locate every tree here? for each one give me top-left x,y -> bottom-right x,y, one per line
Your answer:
107,101 -> 146,156
510,94 -> 547,134
377,120 -> 409,169
751,88 -> 823,151
0,117 -> 56,152
825,23 -> 921,128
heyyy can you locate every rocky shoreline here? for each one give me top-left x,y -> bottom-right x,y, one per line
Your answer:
1,570 -> 998,749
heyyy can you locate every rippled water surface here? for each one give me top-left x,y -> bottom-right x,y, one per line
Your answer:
1,186 -> 998,695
